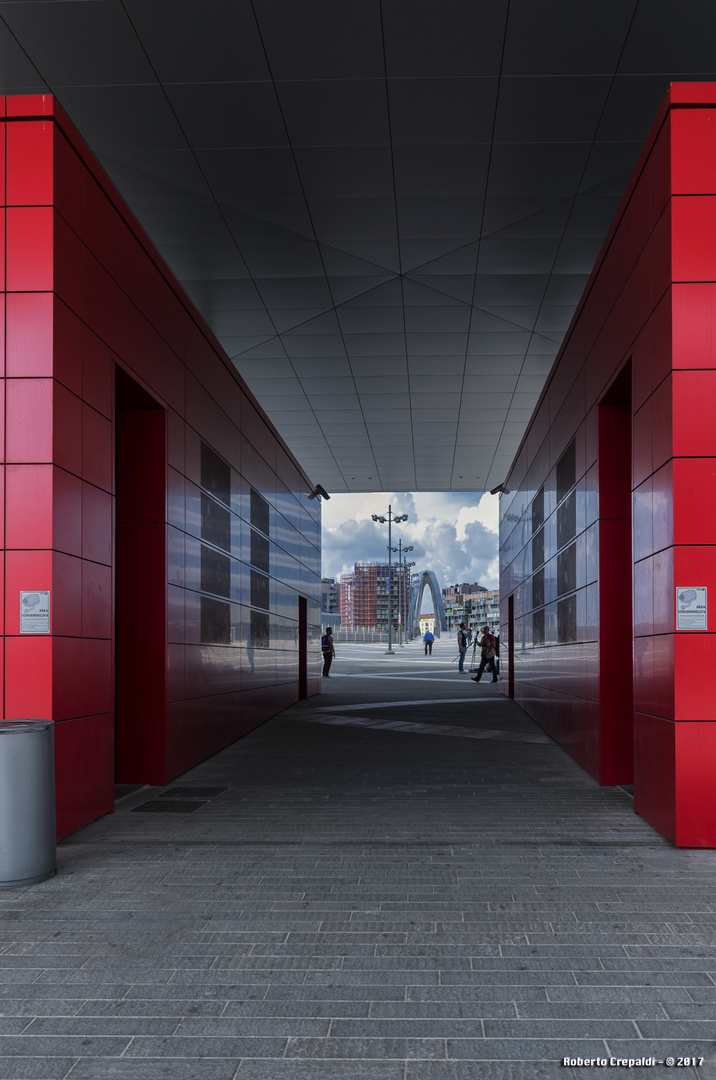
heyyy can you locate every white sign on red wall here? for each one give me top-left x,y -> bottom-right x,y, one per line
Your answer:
20,591 -> 51,634
676,587 -> 707,631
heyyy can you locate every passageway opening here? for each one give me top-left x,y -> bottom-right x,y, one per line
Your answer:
597,360 -> 634,783
114,367 -> 168,787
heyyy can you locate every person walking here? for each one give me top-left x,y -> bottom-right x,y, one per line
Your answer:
423,629 -> 434,655
457,623 -> 469,673
321,627 -> 335,678
472,624 -> 498,683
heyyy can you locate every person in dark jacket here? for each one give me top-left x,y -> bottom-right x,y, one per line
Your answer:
472,625 -> 498,683
457,623 -> 469,672
321,627 -> 335,678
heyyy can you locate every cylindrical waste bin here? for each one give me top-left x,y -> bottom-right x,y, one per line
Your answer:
0,721 -> 56,887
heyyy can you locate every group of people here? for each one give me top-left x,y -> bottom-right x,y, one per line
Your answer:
323,623 -> 500,681
423,623 -> 500,682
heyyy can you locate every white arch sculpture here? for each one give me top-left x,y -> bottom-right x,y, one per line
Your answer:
408,570 -> 448,639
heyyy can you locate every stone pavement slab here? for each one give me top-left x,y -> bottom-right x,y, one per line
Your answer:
1,638 -> 715,1078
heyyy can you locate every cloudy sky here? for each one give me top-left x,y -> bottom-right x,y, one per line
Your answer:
321,491 -> 500,603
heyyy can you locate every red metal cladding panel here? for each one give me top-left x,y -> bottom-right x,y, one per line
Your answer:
53,718 -> 84,838
54,299 -> 83,396
672,283 -> 716,369
672,459 -> 716,545
5,550 -> 74,640
634,713 -> 676,844
53,383 -> 82,477
5,636 -> 53,719
651,632 -> 674,720
166,643 -> 185,703
632,478 -> 653,564
6,120 -> 53,206
631,399 -> 653,490
672,196 -> 716,282
673,631 -> 716,721
5,379 -> 53,464
651,375 -> 673,476
6,206 -> 53,291
54,212 -> 83,312
652,461 -> 674,555
81,638 -> 113,718
672,109 -> 716,195
672,370 -> 716,457
675,722 -> 716,847
633,636 -> 654,717
54,469 -> 83,558
5,464 -> 53,550
0,214 -> 6,292
633,556 -> 654,639
81,404 -> 112,493
81,560 -> 112,639
652,547 -> 674,638
80,714 -> 115,827
52,636 -> 83,720
54,714 -> 114,840
81,328 -> 112,419
6,293 -> 53,378
53,128 -> 83,236
52,553 -> 82,638
167,409 -> 185,472
80,482 -> 112,565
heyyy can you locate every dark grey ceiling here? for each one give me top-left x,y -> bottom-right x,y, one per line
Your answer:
2,0 -> 715,492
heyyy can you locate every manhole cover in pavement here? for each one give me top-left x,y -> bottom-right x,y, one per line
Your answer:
131,800 -> 208,814
158,787 -> 228,798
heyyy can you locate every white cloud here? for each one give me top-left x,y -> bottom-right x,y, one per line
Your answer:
321,490 -> 499,592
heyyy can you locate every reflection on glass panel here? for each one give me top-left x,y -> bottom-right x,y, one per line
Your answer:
200,545 -> 230,598
201,494 -> 230,551
250,610 -> 270,649
532,485 -> 545,533
557,594 -> 577,643
251,487 -> 270,536
201,442 -> 231,506
556,438 -> 576,503
557,543 -> 576,597
250,529 -> 270,573
557,490 -> 576,550
250,570 -> 270,610
200,596 -> 230,644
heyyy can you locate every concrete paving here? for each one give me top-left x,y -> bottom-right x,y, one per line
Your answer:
2,636 -> 716,1079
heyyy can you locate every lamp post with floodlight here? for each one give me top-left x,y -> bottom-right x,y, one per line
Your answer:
390,541 -> 413,646
371,505 -> 408,654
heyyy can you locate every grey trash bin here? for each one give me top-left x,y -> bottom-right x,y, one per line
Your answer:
0,721 -> 56,887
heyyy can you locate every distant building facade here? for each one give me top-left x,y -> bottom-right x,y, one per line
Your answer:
419,614 -> 436,634
442,583 -> 499,634
340,562 -> 411,631
321,578 -> 339,614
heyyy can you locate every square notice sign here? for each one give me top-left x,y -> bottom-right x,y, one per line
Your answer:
20,591 -> 51,634
676,587 -> 707,631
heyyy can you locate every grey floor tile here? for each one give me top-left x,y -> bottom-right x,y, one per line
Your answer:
0,1060 -> 77,1080
1,645 -> 715,1078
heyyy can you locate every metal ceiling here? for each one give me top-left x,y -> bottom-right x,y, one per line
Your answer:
2,0 -> 715,492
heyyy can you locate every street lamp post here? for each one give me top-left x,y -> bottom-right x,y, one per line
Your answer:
371,505 -> 408,655
403,558 -> 416,640
390,540 -> 413,646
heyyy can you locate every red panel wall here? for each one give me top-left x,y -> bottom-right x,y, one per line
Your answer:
500,84 -> 716,847
2,96 -> 322,838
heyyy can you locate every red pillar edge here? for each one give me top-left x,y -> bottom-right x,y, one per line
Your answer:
2,95 -> 323,839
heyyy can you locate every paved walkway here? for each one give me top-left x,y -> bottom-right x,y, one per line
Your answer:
2,637 -> 716,1079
